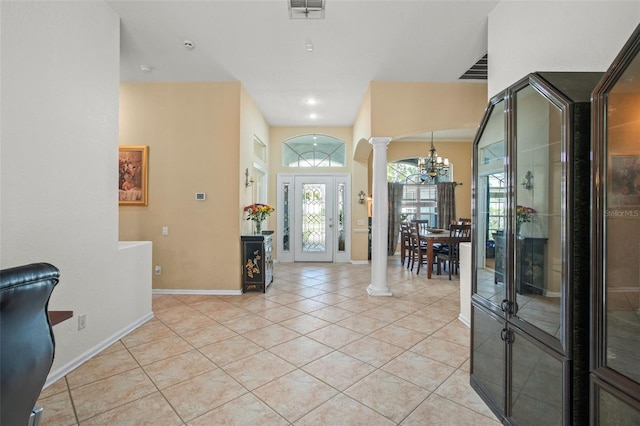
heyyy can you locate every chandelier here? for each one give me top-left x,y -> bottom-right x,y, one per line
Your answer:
418,132 -> 449,183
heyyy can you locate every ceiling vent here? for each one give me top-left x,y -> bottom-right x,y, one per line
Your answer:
459,54 -> 488,80
289,0 -> 325,19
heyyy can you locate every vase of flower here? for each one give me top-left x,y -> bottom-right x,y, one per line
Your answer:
516,205 -> 536,238
244,203 -> 274,235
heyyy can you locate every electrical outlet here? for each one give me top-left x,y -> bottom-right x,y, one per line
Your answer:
78,314 -> 87,330
155,265 -> 162,275
162,226 -> 169,236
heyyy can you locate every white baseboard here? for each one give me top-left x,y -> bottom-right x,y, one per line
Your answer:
458,314 -> 470,328
44,312 -> 154,388
152,289 -> 243,296
350,260 -> 370,265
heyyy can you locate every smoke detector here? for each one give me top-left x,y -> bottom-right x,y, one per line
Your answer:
183,40 -> 195,50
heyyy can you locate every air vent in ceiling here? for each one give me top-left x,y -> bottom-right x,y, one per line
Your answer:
459,54 -> 488,80
289,0 -> 325,19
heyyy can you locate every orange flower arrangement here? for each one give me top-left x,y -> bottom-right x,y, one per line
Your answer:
243,203 -> 275,222
244,203 -> 274,234
516,205 -> 536,227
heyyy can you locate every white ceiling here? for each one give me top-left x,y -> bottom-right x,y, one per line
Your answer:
106,0 -> 497,128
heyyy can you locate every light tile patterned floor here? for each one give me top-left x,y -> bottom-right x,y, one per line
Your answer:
37,258 -> 500,425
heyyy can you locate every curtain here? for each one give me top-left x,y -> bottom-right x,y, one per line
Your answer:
437,182 -> 456,228
388,182 -> 404,255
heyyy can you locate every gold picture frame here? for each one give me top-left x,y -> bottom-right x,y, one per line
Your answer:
119,145 -> 148,206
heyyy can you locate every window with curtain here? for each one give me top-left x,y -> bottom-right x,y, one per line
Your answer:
387,160 -> 440,225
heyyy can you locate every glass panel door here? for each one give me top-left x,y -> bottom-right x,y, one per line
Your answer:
595,383 -> 640,425
294,176 -> 334,262
602,50 -> 640,382
513,84 -> 563,341
510,328 -> 564,425
474,96 -> 507,308
471,305 -> 506,414
591,24 -> 640,422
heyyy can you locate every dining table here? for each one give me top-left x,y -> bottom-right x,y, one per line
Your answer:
418,230 -> 451,279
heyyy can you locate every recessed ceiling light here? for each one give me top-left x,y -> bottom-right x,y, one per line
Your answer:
139,64 -> 152,72
306,98 -> 318,105
309,113 -> 318,119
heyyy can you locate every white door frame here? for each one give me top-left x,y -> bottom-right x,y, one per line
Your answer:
276,173 -> 351,263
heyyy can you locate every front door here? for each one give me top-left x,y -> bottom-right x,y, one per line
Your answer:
294,176 -> 334,262
276,174 -> 350,263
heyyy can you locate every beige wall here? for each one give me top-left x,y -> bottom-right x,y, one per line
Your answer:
387,141 -> 473,220
119,82 -> 246,291
353,87 -> 372,162
350,90 -> 373,260
370,82 -> 487,138
240,85 -> 271,235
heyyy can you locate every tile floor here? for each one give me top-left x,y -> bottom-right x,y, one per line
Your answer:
37,258 -> 500,425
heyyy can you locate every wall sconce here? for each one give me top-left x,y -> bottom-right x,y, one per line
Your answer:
521,170 -> 533,190
245,168 -> 254,188
358,190 -> 367,204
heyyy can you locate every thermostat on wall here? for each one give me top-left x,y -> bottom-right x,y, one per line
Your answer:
195,192 -> 206,201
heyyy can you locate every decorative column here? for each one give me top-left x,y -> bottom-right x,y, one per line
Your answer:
367,137 -> 392,296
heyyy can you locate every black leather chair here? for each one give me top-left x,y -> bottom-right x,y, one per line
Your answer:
1,263 -> 60,426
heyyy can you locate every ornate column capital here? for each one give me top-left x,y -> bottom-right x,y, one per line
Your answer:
369,137 -> 392,146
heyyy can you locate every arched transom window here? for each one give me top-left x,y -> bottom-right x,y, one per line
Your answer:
282,134 -> 345,167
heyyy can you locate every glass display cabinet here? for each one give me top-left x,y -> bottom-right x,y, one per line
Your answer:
591,24 -> 640,423
471,72 -> 602,424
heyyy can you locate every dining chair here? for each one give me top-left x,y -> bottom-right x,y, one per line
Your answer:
412,219 -> 430,234
400,222 -> 412,267
411,222 -> 441,275
437,224 -> 471,279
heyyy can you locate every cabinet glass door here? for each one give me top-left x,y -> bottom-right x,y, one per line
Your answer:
510,327 -> 565,424
601,48 -> 640,384
473,96 -> 507,308
594,381 -> 640,425
592,24 -> 640,422
471,305 -> 506,414
512,83 -> 563,342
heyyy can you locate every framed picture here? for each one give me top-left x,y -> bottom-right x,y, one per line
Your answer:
119,145 -> 148,206
609,154 -> 640,208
